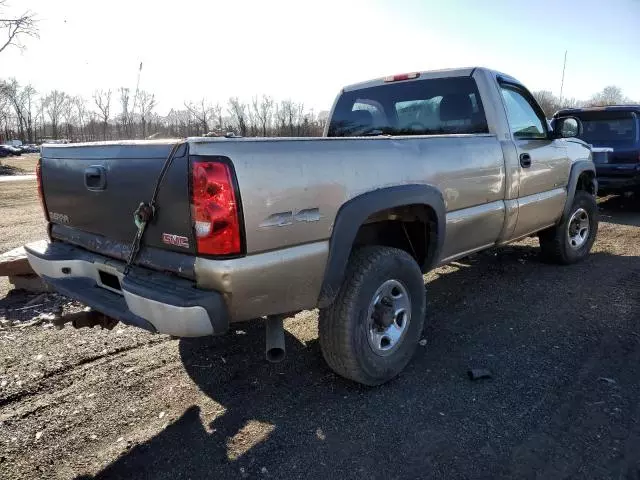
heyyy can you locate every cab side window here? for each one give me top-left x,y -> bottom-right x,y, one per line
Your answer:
500,86 -> 548,140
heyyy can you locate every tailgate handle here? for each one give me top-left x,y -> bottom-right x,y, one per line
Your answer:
84,166 -> 107,191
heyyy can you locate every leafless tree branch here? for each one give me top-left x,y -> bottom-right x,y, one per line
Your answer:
93,89 -> 112,140
0,1 -> 38,54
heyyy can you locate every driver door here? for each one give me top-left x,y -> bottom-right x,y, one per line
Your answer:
500,83 -> 570,238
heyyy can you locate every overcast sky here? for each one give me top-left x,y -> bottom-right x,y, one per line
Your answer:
3,0 -> 640,114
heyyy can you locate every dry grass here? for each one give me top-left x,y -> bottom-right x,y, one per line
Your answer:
0,153 -> 40,174
0,178 -> 46,298
0,179 -> 45,254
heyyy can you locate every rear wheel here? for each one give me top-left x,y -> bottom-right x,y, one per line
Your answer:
539,190 -> 598,264
318,246 -> 426,386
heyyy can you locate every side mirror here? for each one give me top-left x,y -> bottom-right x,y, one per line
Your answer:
551,116 -> 582,139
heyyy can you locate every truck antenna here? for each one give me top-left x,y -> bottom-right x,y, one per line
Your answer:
559,51 -> 567,107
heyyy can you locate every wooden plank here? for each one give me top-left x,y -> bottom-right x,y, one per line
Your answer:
0,246 -> 35,277
8,275 -> 51,293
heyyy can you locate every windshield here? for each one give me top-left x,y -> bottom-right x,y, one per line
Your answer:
571,112 -> 638,148
327,77 -> 489,137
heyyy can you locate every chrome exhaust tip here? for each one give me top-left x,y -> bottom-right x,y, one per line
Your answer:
265,315 -> 285,363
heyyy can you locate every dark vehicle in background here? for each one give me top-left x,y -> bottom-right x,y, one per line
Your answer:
0,145 -> 22,156
0,144 -> 39,155
16,144 -> 40,153
0,145 -> 12,157
555,106 -> 640,195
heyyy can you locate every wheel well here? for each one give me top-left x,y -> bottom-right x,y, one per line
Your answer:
577,170 -> 596,195
352,204 -> 437,270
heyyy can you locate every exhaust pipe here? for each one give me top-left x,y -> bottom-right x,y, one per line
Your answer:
265,315 -> 285,363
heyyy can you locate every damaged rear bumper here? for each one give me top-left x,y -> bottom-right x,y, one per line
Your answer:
24,240 -> 229,337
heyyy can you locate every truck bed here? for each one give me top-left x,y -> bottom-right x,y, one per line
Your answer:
41,134 -> 505,264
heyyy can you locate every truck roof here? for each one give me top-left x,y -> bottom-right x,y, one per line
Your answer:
342,67 -> 516,92
555,105 -> 640,117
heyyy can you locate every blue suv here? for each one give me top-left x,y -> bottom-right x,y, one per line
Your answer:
554,106 -> 640,195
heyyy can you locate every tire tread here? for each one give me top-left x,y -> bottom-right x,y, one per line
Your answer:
539,190 -> 598,264
319,246 -> 421,385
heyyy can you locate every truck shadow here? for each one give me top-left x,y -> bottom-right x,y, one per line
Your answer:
598,194 -> 640,227
79,246 -> 640,479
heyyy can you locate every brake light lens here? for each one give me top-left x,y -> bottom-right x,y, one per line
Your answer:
190,160 -> 241,255
35,158 -> 49,221
384,72 -> 420,82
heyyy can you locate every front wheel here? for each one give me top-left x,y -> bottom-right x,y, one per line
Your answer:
538,190 -> 598,264
318,246 -> 426,386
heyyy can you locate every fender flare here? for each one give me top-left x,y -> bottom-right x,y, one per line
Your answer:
317,184 -> 446,308
562,160 -> 597,222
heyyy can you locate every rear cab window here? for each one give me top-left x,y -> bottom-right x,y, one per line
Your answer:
560,110 -> 639,148
328,76 -> 489,137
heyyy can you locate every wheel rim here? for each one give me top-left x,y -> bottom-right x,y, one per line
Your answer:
567,207 -> 590,249
367,279 -> 411,357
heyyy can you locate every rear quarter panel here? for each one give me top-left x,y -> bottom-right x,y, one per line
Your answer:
188,135 -> 506,255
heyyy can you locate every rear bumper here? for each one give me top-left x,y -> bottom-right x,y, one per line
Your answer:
24,240 -> 229,337
597,175 -> 640,192
596,164 -> 640,192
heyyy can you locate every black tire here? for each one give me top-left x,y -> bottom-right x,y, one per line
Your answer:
538,190 -> 598,264
318,246 -> 426,386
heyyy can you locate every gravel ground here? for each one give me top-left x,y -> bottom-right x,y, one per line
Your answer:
1,184 -> 640,479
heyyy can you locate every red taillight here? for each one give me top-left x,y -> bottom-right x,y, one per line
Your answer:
190,159 -> 241,255
35,158 -> 49,221
384,72 -> 420,82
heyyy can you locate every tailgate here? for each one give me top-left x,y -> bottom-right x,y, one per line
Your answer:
40,142 -> 196,257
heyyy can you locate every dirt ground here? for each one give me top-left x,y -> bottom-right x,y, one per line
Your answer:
0,153 -> 39,176
1,182 -> 640,479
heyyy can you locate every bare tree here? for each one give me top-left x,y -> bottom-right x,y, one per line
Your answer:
2,80 -> 38,141
295,102 -> 305,136
227,97 -> 248,136
560,97 -> 580,109
212,103 -> 223,132
44,90 -> 67,139
118,87 -> 131,139
36,97 -> 44,140
532,90 -> 560,118
252,95 -> 274,137
136,90 -> 156,138
22,84 -> 36,142
246,100 -> 258,136
93,89 -> 112,140
0,93 -> 9,151
74,96 -> 87,141
317,110 -> 329,133
589,85 -> 628,107
274,101 -> 287,136
0,1 -> 38,55
61,97 -> 76,140
0,78 -> 25,140
86,110 -> 98,140
165,108 -> 179,137
283,100 -> 297,136
184,98 -> 212,135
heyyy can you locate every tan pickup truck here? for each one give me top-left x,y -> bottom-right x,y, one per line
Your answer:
26,67 -> 597,385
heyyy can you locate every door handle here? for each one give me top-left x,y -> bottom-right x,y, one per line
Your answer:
84,165 -> 107,190
520,153 -> 532,168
